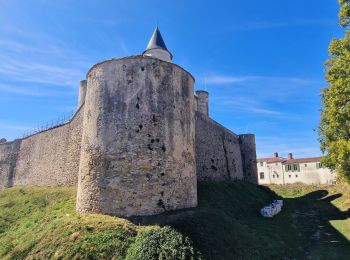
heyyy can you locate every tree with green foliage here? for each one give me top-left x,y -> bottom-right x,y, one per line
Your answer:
319,0 -> 350,183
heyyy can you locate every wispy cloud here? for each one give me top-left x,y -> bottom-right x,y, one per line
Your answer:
0,122 -> 30,132
256,135 -> 322,158
0,83 -> 74,97
202,73 -> 323,156
246,107 -> 283,116
0,29 -> 91,89
0,83 -> 52,96
0,58 -> 86,87
225,18 -> 335,32
202,75 -> 252,85
201,75 -> 318,86
200,74 -> 323,106
213,97 -> 285,116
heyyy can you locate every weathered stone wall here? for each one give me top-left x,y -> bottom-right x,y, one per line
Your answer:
239,134 -> 258,184
195,90 -> 209,116
12,106 -> 84,187
78,80 -> 87,109
0,140 -> 21,190
195,112 -> 244,181
77,56 -> 197,217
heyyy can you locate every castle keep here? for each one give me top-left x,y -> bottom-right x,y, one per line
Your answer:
0,28 -> 258,217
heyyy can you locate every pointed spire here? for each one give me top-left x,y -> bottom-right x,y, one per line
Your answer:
143,27 -> 173,62
145,26 -> 169,52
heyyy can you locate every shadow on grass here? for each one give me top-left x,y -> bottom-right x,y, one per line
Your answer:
130,181 -> 350,260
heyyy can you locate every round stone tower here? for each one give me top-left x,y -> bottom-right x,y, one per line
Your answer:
76,54 -> 197,217
239,134 -> 258,184
77,79 -> 87,109
195,90 -> 209,116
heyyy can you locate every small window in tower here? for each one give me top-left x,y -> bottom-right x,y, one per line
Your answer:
260,162 -> 263,166
304,164 -> 307,167
295,175 -> 298,178
289,175 -> 291,178
259,172 -> 265,180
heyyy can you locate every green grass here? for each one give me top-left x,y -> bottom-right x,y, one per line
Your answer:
143,181 -> 350,259
0,187 -> 136,259
0,182 -> 349,259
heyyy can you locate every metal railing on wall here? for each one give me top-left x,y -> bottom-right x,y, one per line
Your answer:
20,110 -> 75,139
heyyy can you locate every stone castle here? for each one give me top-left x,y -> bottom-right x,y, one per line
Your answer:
0,27 -> 257,217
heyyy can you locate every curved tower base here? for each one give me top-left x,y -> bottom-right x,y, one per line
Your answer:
76,56 -> 197,217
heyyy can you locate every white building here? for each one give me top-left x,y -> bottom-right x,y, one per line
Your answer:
257,152 -> 336,185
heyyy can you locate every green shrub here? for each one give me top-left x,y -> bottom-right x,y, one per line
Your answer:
126,226 -> 202,260
64,228 -> 134,259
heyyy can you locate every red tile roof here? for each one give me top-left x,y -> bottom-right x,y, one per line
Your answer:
257,157 -> 285,163
283,157 -> 323,164
257,156 -> 323,164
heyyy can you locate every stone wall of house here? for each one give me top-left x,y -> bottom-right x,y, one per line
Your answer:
257,161 -> 336,185
195,111 -> 245,181
76,56 -> 198,217
257,162 -> 285,185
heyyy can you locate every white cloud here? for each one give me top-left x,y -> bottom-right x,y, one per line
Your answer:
200,74 -> 323,108
211,96 -> 295,118
202,75 -> 252,85
224,19 -> 335,32
0,83 -> 52,96
0,122 -> 30,132
0,29 -> 92,88
0,83 -> 75,97
201,75 -> 318,86
256,135 -> 322,158
0,58 -> 85,87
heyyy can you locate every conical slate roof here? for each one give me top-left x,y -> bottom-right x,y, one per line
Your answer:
143,27 -> 173,59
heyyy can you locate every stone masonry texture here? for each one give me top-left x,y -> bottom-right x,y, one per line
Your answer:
0,140 -> 21,190
0,54 -> 258,217
239,134 -> 258,184
76,56 -> 198,217
0,107 -> 83,190
195,91 -> 209,116
195,112 -> 244,181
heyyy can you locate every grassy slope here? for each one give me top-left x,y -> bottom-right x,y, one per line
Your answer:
165,182 -> 350,259
0,187 -> 136,259
0,182 -> 349,259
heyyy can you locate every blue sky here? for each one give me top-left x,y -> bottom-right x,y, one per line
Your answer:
0,0 -> 344,158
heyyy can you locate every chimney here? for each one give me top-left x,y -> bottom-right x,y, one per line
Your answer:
273,152 -> 279,158
288,153 -> 293,160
